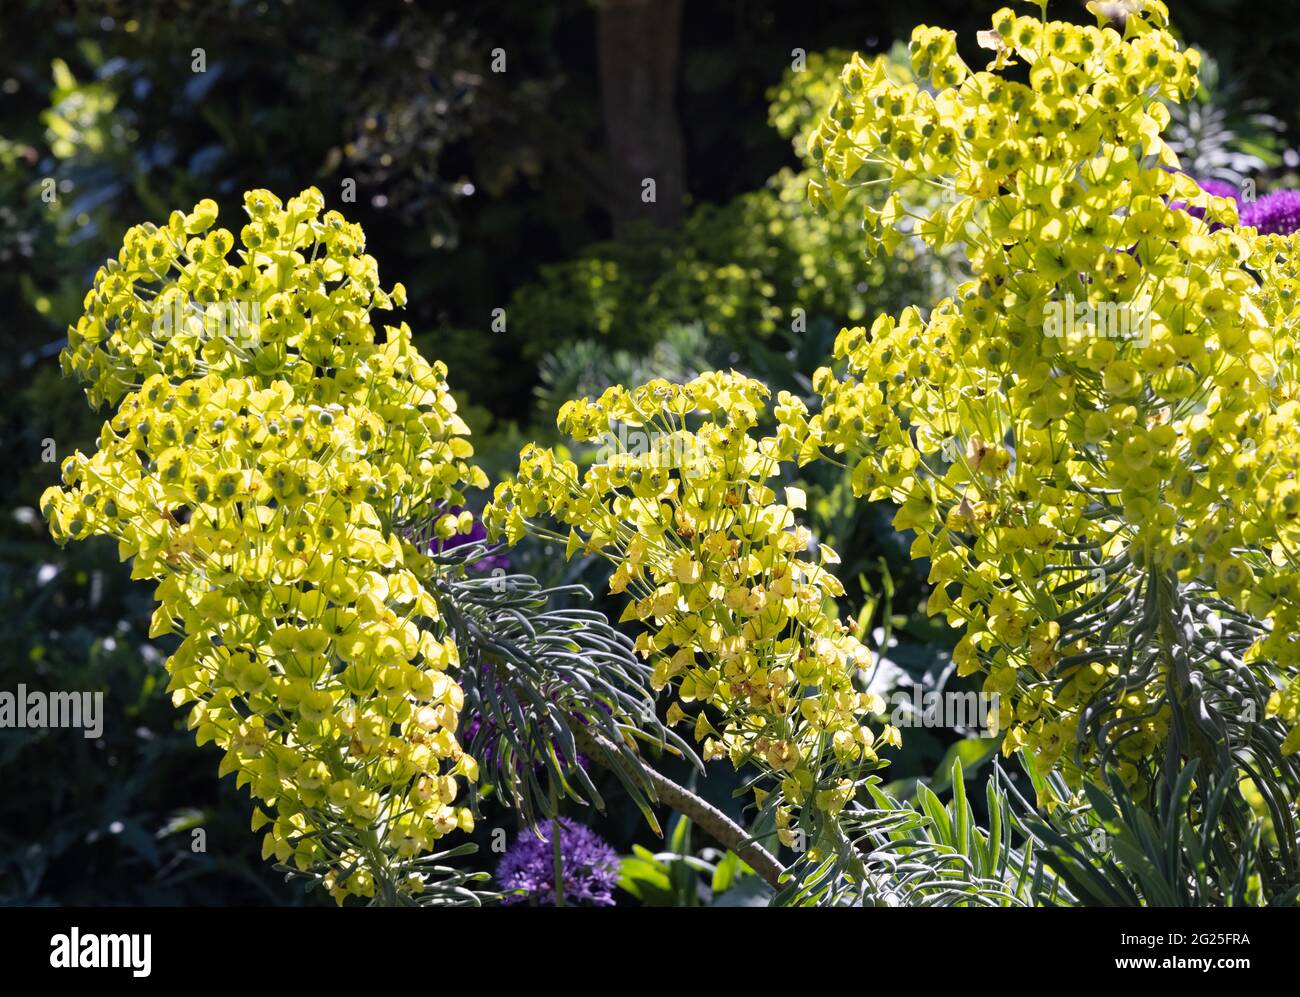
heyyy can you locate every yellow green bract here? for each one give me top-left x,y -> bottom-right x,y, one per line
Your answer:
485,372 -> 894,841
42,187 -> 488,903
794,2 -> 1300,789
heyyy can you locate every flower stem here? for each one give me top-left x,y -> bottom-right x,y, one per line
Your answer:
549,784 -> 566,908
572,726 -> 786,890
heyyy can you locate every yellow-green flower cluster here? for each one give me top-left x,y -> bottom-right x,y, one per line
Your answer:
42,188 -> 488,903
1244,231 -> 1300,746
796,4 -> 1300,786
486,372 -> 893,836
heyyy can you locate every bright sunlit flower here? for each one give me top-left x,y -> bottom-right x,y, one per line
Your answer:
42,188 -> 489,902
793,4 -> 1300,787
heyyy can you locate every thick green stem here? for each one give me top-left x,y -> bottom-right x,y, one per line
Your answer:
1153,564 -> 1213,771
572,726 -> 787,890
549,783 -> 566,908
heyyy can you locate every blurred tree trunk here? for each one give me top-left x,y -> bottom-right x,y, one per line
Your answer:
596,0 -> 685,233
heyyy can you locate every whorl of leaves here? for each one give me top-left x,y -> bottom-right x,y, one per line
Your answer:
772,759 -> 1045,908
1060,557 -> 1300,887
1007,758 -> 1300,907
428,543 -> 699,829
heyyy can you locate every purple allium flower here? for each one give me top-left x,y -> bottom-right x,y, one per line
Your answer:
497,819 -> 620,906
1241,189 -> 1300,236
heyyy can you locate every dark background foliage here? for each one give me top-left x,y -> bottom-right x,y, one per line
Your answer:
2,0 -> 1297,904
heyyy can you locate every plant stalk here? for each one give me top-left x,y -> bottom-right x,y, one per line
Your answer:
571,725 -> 787,890
549,783 -> 566,907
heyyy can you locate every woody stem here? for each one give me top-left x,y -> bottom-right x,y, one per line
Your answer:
570,725 -> 786,890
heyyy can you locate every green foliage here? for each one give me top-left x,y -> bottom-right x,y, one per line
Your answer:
0,533 -> 312,904
776,757 -> 1045,907
508,49 -> 953,361
617,814 -> 764,906
534,324 -> 715,428
1010,757 -> 1300,907
430,550 -> 698,829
